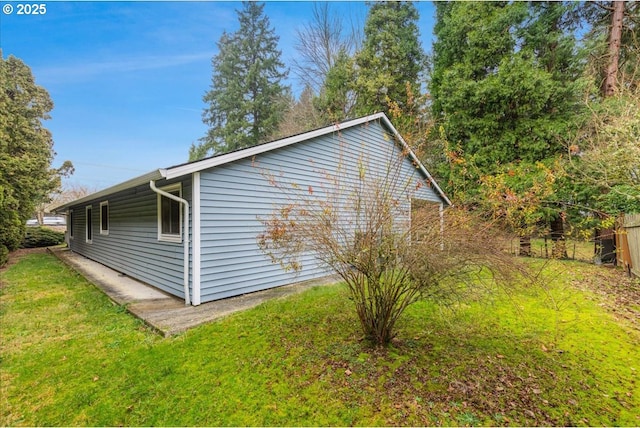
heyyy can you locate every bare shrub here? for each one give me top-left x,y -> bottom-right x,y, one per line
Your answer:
258,144 -> 525,346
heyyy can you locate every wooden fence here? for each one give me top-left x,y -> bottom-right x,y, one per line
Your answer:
618,213 -> 640,278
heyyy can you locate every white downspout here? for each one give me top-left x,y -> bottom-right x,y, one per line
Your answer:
150,180 -> 191,306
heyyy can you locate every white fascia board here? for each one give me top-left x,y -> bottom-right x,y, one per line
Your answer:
163,113 -> 388,180
378,115 -> 452,206
52,169 -> 166,213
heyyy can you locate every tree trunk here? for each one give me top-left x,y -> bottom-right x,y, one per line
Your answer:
602,1 -> 625,97
519,236 -> 531,257
36,205 -> 45,226
550,216 -> 567,259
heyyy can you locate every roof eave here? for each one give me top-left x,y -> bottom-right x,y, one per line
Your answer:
163,113 -> 388,180
377,115 -> 452,206
51,169 -> 166,213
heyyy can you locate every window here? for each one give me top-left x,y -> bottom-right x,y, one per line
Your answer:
157,184 -> 182,242
68,209 -> 74,239
85,205 -> 93,244
100,201 -> 109,235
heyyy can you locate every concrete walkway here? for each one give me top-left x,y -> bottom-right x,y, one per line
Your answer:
50,248 -> 337,336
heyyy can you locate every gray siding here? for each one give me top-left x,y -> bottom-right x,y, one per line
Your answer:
67,177 -> 192,298
198,120 -> 442,302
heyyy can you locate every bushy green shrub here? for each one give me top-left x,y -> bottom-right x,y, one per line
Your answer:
0,245 -> 8,267
21,227 -> 65,249
0,209 -> 25,266
0,212 -> 23,267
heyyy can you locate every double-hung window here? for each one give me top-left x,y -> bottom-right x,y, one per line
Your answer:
68,209 -> 74,240
158,184 -> 182,242
85,205 -> 93,244
100,201 -> 109,235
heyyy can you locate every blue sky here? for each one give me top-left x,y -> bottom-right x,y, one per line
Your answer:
1,1 -> 436,190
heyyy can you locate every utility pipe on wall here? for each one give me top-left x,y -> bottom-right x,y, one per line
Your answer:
150,180 -> 190,305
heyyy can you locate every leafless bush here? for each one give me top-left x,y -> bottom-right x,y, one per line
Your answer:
258,146 -> 526,346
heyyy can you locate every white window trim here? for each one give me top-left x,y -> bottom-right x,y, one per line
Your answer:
157,183 -> 182,243
68,209 -> 74,240
85,205 -> 93,244
100,201 -> 109,235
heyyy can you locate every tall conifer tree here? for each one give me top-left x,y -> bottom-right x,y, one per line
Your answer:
430,1 -> 585,254
578,1 -> 638,95
431,1 -> 584,183
354,1 -> 425,118
0,54 -> 72,265
191,2 -> 289,160
314,49 -> 358,123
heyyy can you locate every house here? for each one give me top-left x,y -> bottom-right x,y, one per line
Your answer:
54,113 -> 451,305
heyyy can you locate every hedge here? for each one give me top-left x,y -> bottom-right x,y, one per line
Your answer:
21,227 -> 66,249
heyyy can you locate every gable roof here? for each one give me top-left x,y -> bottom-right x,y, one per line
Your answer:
54,113 -> 451,211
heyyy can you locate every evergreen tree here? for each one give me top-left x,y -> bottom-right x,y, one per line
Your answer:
191,2 -> 289,160
314,49 -> 358,123
431,1 -> 584,179
430,1 -> 585,254
431,2 -> 527,171
354,1 -> 426,118
578,1 -> 639,96
0,54 -> 72,265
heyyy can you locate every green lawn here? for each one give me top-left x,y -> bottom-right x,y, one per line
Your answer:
1,251 -> 639,426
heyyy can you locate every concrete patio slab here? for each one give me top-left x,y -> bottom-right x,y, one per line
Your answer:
50,248 -> 338,336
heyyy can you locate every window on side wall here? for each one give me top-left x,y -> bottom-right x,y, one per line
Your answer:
68,209 -> 74,240
157,183 -> 182,242
100,201 -> 109,235
86,205 -> 93,244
